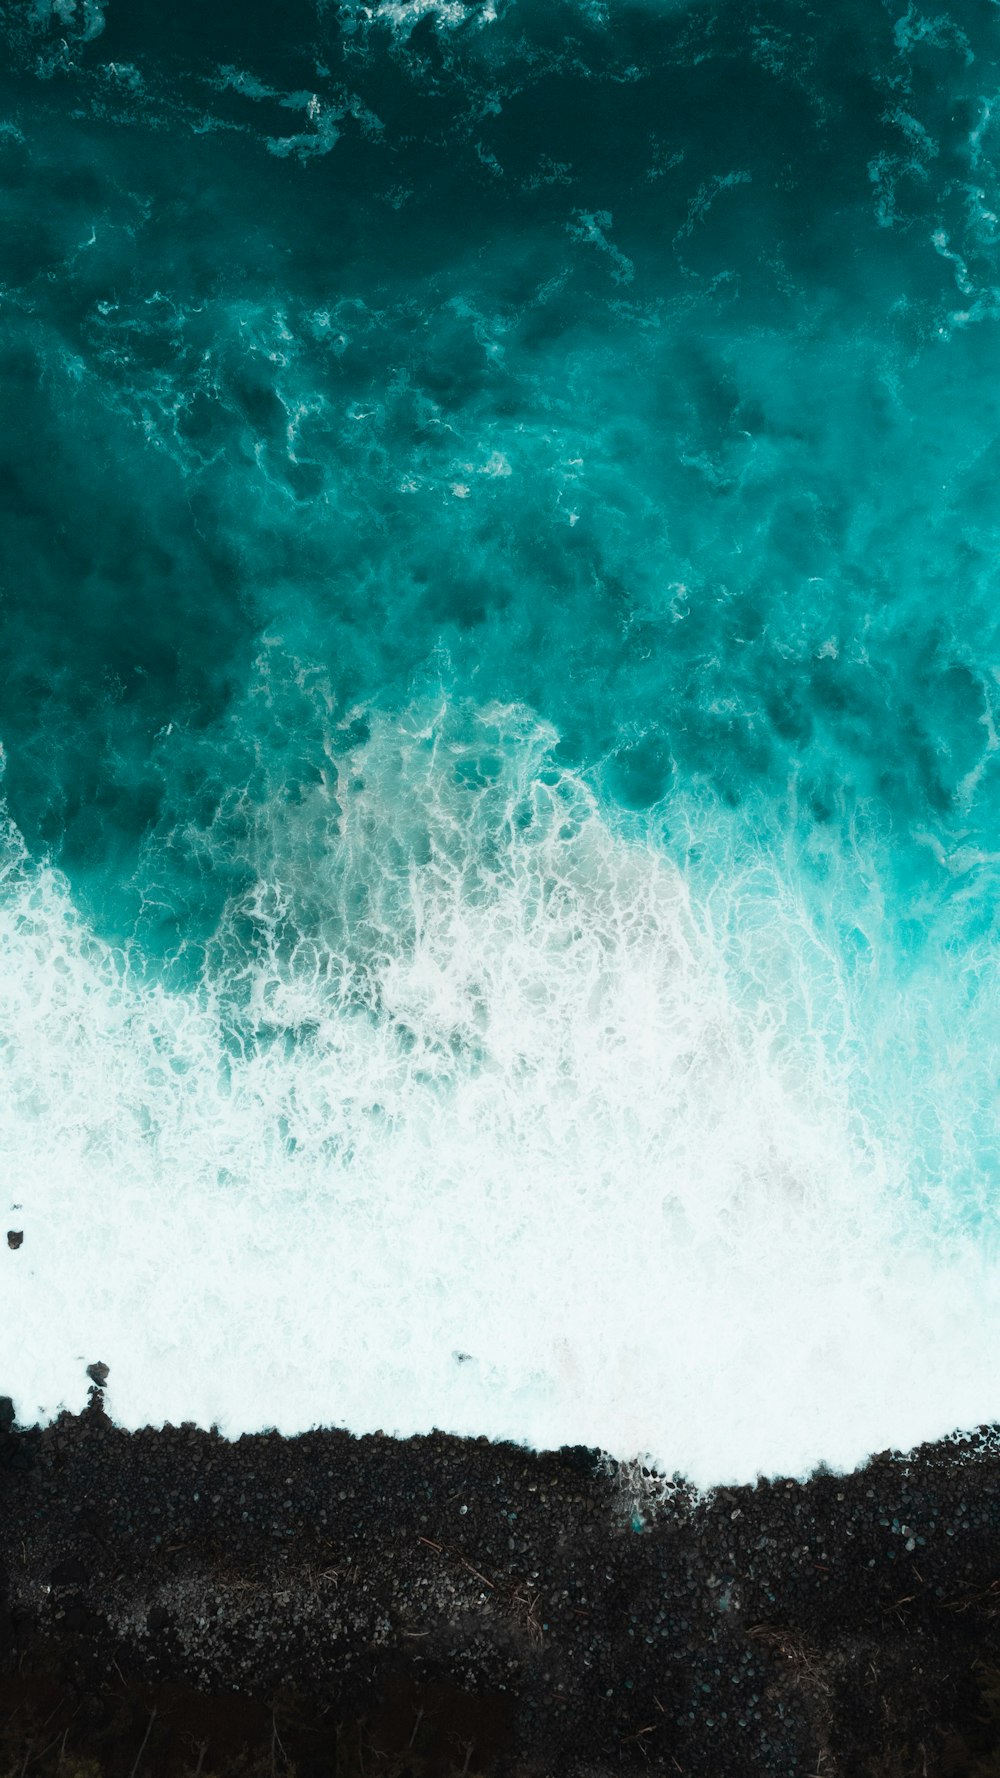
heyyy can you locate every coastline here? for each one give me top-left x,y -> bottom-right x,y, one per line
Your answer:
3,1394 -> 1000,1774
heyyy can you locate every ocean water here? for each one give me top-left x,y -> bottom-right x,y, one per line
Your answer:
2,0 -> 1000,1486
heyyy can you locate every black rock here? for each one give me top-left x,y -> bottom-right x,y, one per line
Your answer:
50,1558 -> 90,1587
6,1230 -> 22,1249
86,1362 -> 109,1387
558,1444 -> 604,1478
0,1395 -> 14,1433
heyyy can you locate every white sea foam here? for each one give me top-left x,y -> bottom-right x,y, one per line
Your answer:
1,700 -> 998,1485
29,0 -> 105,41
342,1 -> 498,34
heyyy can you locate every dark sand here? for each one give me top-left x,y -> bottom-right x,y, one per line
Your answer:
3,1391 -> 1000,1775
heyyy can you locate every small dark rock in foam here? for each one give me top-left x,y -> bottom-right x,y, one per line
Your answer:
6,1231 -> 22,1249
85,1362 -> 109,1388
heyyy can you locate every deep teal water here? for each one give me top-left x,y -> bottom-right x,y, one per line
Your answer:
4,0 -> 1000,1469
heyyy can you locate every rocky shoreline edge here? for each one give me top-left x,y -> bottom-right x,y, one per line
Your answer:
3,1393 -> 1000,1775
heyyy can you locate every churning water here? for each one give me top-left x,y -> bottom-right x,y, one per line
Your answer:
3,0 -> 1000,1483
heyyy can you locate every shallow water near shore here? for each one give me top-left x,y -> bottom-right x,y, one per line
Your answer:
2,0 -> 1000,1484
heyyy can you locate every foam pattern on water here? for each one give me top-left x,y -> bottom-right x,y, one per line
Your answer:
2,700 -> 999,1484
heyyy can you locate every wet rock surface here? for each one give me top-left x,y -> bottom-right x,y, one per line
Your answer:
2,1398 -> 1000,1774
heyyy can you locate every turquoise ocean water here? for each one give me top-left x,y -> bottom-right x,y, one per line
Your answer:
3,0 -> 1000,1482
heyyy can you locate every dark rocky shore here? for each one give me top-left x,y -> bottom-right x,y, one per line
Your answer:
3,1392 -> 1000,1776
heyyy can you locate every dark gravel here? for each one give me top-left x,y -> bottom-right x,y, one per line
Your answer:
3,1392 -> 1000,1775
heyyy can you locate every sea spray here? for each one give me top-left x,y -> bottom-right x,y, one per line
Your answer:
2,699 -> 999,1482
